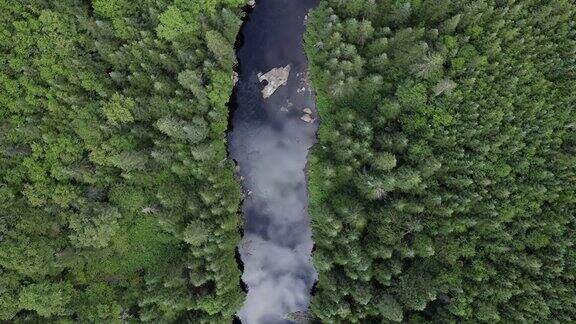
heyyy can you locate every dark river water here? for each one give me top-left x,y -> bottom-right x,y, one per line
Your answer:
227,0 -> 319,323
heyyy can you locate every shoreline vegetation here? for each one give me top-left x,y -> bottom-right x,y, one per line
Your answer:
0,0 -> 246,321
305,0 -> 575,322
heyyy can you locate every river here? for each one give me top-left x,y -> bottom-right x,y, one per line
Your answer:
227,0 -> 319,323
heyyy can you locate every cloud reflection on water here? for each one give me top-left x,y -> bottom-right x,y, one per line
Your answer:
230,79 -> 317,322
228,0 -> 320,322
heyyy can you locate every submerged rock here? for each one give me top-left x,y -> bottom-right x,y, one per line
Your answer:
301,108 -> 315,123
280,99 -> 293,112
257,65 -> 291,99
300,114 -> 314,123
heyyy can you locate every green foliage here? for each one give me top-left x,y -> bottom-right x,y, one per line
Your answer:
372,152 -> 397,171
0,0 -> 244,321
156,116 -> 209,143
306,0 -> 576,322
92,0 -> 130,19
376,294 -> 403,322
157,6 -> 198,41
102,93 -> 135,125
183,220 -> 209,247
18,282 -> 74,317
206,30 -> 236,68
86,214 -> 178,276
73,283 -> 123,322
68,206 -> 121,249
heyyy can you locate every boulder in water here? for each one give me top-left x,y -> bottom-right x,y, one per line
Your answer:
300,114 -> 314,123
257,65 -> 291,99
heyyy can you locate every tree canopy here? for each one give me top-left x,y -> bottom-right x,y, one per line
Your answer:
305,0 -> 576,322
0,0 -> 245,321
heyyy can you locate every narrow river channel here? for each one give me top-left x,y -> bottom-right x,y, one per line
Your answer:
227,0 -> 319,323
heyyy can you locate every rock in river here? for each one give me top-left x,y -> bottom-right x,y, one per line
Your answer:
257,65 -> 291,99
300,114 -> 314,123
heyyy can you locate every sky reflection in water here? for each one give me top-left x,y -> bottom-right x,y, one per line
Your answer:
228,0 -> 320,322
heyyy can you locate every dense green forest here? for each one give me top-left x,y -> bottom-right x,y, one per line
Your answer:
0,0 -> 245,321
305,0 -> 576,322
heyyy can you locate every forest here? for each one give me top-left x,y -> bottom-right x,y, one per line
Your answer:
305,0 -> 576,322
0,0 -> 245,321
1,0 -> 576,322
